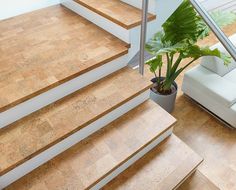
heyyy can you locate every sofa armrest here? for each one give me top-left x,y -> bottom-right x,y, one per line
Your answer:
183,65 -> 236,107
200,33 -> 236,76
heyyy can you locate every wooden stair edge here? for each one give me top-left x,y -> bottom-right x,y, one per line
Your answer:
88,121 -> 175,190
172,153 -> 203,190
177,170 -> 220,190
102,135 -> 203,190
0,67 -> 152,177
4,100 -> 176,190
0,5 -> 130,114
73,0 -> 156,29
0,49 -> 129,114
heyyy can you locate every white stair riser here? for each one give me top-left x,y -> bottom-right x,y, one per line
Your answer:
61,0 -> 130,43
0,90 -> 150,189
173,167 -> 199,190
61,0 -> 157,61
0,55 -> 128,129
92,128 -> 173,190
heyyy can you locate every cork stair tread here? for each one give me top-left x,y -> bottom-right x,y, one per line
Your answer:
103,135 -> 203,190
0,5 -> 129,113
0,66 -> 151,177
74,0 -> 156,29
5,100 -> 176,190
177,170 -> 220,190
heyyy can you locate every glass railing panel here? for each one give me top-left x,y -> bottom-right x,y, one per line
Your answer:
190,0 -> 236,61
200,0 -> 236,40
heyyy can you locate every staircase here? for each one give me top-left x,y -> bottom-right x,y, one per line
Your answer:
0,1 -> 203,189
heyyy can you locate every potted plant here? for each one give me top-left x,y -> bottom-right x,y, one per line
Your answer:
145,0 -> 230,113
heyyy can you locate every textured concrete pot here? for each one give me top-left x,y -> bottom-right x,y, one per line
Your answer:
150,78 -> 178,113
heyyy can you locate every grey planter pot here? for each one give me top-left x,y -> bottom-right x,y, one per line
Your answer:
150,78 -> 178,113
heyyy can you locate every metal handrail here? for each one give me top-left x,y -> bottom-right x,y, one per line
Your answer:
189,0 -> 236,61
139,0 -> 149,75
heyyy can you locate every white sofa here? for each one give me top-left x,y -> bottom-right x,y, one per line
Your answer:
182,34 -> 236,128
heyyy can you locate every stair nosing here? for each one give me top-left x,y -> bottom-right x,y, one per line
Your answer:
87,123 -> 176,190
0,49 -> 129,114
0,69 -> 152,176
4,100 -> 176,189
102,135 -> 203,190
173,156 -> 203,190
73,0 -> 156,29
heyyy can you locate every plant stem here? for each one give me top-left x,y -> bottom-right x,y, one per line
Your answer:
182,58 -> 198,71
166,53 -> 171,78
170,53 -> 182,75
158,67 -> 161,88
170,53 -> 174,63
154,71 -> 158,79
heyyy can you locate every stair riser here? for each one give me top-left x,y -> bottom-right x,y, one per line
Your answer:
173,168 -> 199,190
0,90 -> 150,189
91,128 -> 173,190
61,0 -> 129,43
0,55 -> 128,129
61,0 -> 157,61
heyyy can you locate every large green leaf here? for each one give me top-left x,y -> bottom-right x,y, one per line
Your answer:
162,0 -> 209,45
145,31 -> 187,55
145,0 -> 232,94
146,55 -> 163,73
145,32 -> 165,55
182,45 -> 231,64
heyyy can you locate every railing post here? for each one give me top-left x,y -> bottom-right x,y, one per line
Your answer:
139,0 -> 149,75
190,0 -> 236,61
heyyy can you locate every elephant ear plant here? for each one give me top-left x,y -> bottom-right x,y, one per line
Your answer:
145,0 -> 230,112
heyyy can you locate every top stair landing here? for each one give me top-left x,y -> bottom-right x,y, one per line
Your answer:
0,5 -> 129,113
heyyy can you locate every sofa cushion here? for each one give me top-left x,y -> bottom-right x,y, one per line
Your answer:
201,34 -> 236,76
231,103 -> 236,115
183,65 -> 236,107
224,67 -> 236,84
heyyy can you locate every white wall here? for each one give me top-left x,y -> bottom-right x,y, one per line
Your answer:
155,0 -> 183,30
121,0 -> 183,31
0,0 -> 60,20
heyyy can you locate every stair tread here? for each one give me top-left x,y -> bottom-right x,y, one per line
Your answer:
0,5 -> 129,113
177,170 -> 220,190
5,100 -> 176,190
103,135 -> 203,190
0,66 -> 152,176
74,0 -> 156,29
